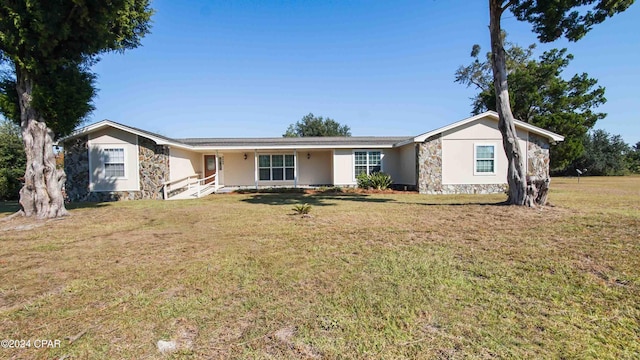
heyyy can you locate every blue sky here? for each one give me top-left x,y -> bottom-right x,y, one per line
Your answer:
90,1 -> 639,145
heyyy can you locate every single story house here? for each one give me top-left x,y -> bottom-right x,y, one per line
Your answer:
60,111 -> 564,201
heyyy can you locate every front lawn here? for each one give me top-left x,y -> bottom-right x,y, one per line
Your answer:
0,177 -> 638,359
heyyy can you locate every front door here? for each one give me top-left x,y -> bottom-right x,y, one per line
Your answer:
204,155 -> 216,184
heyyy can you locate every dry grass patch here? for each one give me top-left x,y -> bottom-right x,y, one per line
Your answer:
0,176 -> 638,359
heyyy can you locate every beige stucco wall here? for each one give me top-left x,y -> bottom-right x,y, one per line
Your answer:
441,119 -> 527,185
169,147 -> 202,181
298,150 -> 332,185
394,144 -> 416,185
221,151 -> 334,187
381,149 -> 399,181
223,152 -> 256,186
217,155 -> 225,184
333,149 -> 356,186
332,149 -> 396,186
88,127 -> 139,191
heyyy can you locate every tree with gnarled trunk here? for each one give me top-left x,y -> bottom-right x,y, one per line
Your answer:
488,0 -> 634,206
0,1 -> 153,218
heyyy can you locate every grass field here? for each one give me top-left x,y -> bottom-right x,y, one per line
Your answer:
0,177 -> 638,359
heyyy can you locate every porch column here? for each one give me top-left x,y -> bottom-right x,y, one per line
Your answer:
293,149 -> 298,188
254,149 -> 258,189
215,150 -> 219,188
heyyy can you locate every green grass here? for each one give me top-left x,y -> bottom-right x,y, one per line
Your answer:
0,176 -> 638,359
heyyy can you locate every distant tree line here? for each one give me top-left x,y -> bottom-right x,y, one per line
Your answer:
567,130 -> 640,176
283,113 -> 351,137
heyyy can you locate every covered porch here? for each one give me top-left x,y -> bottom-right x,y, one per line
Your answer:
163,148 -> 334,200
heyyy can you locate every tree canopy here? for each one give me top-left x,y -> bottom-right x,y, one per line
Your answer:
0,64 -> 97,139
0,1 -> 152,138
455,40 -> 606,172
509,0 -> 635,43
283,113 -> 351,137
0,0 -> 153,218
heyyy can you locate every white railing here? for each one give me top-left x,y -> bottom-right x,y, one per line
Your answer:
163,173 -> 217,199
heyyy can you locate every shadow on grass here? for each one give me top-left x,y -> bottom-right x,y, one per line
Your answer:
241,193 -> 395,206
0,201 -> 112,217
405,201 -> 509,207
66,202 -> 112,210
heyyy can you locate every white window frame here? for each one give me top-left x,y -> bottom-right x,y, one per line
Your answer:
474,143 -> 496,175
353,150 -> 383,180
103,147 -> 127,179
258,154 -> 295,181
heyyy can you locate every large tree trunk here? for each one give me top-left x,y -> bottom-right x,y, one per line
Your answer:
16,71 -> 69,219
489,0 -> 539,206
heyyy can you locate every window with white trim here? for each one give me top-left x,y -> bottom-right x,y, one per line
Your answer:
103,148 -> 125,177
258,154 -> 295,181
474,145 -> 495,174
354,151 -> 381,177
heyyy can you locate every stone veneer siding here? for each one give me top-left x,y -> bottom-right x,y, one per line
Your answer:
417,134 -> 508,195
63,136 -> 90,202
527,133 -> 550,179
439,183 -> 507,194
138,136 -> 170,199
417,135 -> 443,194
64,135 -> 170,202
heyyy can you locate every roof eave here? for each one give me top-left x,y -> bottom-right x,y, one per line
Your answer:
513,120 -> 565,142
59,120 -> 191,149
183,143 -> 399,151
411,111 -> 564,144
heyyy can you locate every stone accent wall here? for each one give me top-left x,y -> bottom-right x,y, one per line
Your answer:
416,134 -> 508,195
441,183 -> 507,194
527,133 -> 550,179
63,136 -> 90,202
417,135 -> 443,194
63,135 -> 170,202
138,136 -> 170,199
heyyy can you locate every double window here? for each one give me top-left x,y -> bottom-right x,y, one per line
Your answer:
103,148 -> 125,177
259,154 -> 295,181
474,144 -> 495,174
354,151 -> 381,177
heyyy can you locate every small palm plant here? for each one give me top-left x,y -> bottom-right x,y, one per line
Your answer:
292,203 -> 312,215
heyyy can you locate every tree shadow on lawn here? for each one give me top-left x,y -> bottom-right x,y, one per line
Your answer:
240,192 -> 395,206
0,200 -> 112,218
404,200 -> 510,207
66,202 -> 113,210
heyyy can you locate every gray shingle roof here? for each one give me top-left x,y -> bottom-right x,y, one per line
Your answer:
177,136 -> 413,147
